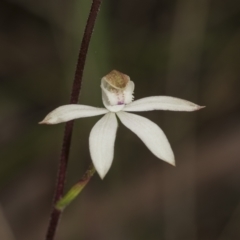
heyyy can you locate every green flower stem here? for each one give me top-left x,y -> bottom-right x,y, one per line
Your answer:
56,164 -> 96,211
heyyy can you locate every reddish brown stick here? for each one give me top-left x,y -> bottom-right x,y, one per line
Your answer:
45,1 -> 102,239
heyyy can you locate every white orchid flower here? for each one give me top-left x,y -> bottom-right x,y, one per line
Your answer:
40,70 -> 204,179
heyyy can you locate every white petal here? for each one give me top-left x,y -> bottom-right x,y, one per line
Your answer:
89,112 -> 118,179
39,104 -> 108,124
117,111 -> 175,165
123,96 -> 204,112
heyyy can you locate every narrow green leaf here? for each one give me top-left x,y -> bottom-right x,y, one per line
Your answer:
55,164 -> 95,211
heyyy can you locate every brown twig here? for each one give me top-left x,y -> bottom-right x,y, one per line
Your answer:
45,1 -> 102,239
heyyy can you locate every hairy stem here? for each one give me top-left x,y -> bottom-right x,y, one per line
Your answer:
45,1 -> 102,240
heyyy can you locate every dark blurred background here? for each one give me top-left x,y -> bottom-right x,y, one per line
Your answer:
1,0 -> 240,239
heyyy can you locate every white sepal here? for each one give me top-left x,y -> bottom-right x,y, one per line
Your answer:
117,111 -> 175,166
123,96 -> 204,112
89,112 -> 118,179
39,104 -> 108,124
